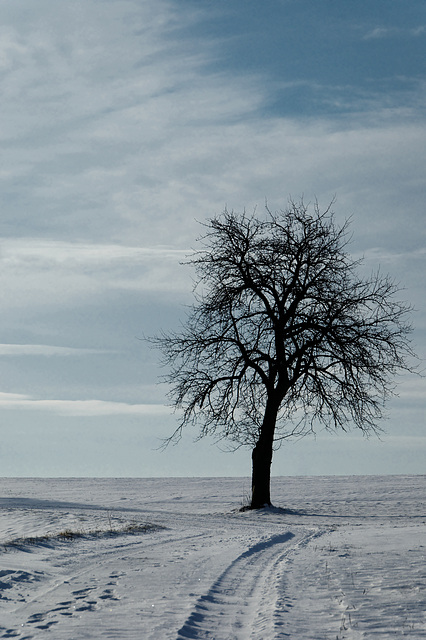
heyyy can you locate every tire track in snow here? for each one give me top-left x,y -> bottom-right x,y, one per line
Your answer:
176,528 -> 323,640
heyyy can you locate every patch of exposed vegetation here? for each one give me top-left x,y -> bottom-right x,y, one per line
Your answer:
2,521 -> 164,551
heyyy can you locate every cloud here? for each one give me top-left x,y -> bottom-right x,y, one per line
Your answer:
394,376 -> 426,402
1,0 -> 425,257
0,0 -> 267,246
0,344 -> 113,357
362,247 -> 426,264
0,239 -> 191,309
363,26 -> 426,40
363,27 -> 398,40
0,391 -> 169,416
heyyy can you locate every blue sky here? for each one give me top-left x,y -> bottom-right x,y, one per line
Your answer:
0,0 -> 425,477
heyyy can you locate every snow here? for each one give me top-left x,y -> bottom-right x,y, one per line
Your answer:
0,475 -> 425,639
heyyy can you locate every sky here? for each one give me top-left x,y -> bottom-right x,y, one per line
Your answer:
0,0 -> 425,478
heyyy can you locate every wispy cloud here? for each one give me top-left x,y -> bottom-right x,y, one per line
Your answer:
0,239 -> 191,309
363,26 -> 426,40
396,378 -> 426,402
0,344 -> 112,357
1,1 -> 425,256
0,392 -> 169,416
361,246 -> 426,265
0,0 -> 265,247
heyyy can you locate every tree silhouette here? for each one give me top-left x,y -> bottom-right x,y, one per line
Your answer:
152,201 -> 415,508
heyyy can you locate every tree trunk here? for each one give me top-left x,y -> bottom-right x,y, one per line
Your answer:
251,439 -> 273,508
250,398 -> 278,509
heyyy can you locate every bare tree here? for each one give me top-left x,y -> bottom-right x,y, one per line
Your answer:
152,200 -> 416,508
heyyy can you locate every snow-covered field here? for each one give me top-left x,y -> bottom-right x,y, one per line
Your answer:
0,475 -> 424,639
